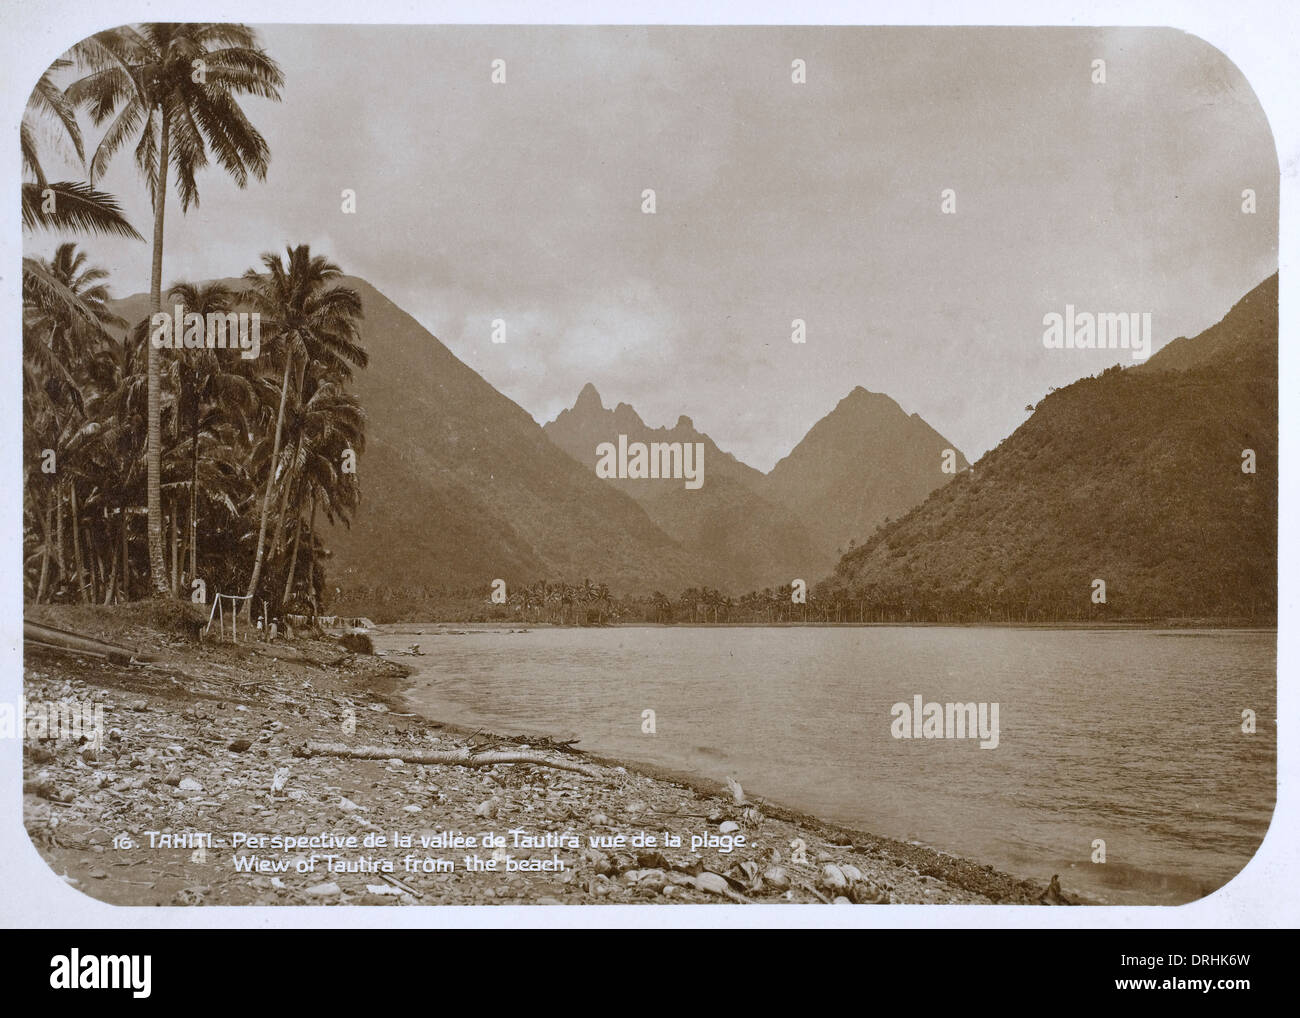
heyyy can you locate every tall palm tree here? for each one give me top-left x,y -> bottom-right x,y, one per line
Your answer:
165,281 -> 256,584
68,23 -> 283,595
242,245 -> 366,608
22,244 -> 126,603
276,369 -> 366,607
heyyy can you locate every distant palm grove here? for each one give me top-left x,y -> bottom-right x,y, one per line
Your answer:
329,577 -> 1170,626
23,24 -> 368,619
332,580 -> 885,626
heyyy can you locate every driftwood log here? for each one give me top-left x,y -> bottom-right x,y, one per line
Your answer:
297,740 -> 606,779
23,619 -> 154,664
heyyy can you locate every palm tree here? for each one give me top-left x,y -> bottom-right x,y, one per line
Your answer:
68,23 -> 283,595
241,246 -> 366,608
79,318 -> 150,602
22,56 -> 141,359
276,369 -> 366,608
22,244 -> 126,603
165,281 -> 256,585
22,57 -> 142,242
23,243 -> 122,413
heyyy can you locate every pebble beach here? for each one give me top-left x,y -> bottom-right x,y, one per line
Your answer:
21,603 -> 1074,908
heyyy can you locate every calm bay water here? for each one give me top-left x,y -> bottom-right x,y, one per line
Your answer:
375,625 -> 1275,905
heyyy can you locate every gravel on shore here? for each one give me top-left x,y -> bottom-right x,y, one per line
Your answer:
20,603 -> 1076,907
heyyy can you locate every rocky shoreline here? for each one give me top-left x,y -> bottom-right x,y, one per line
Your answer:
21,603 -> 1077,907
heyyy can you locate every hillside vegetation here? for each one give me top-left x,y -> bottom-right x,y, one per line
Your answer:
320,280 -> 715,598
819,275 -> 1277,623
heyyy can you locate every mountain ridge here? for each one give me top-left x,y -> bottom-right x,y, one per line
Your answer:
762,385 -> 970,573
820,272 -> 1278,621
545,379 -> 970,586
109,277 -> 724,599
543,382 -> 816,590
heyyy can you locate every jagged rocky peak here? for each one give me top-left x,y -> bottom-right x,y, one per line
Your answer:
612,401 -> 646,427
574,381 -> 604,412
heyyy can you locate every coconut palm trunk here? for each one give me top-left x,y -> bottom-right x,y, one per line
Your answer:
281,501 -> 303,607
245,353 -> 294,610
271,436 -> 301,559
35,498 -> 54,602
70,481 -> 88,603
180,502 -> 191,584
306,490 -> 318,618
55,482 -> 66,582
145,105 -> 171,596
119,497 -> 129,600
275,437 -> 313,608
190,402 -> 199,581
104,534 -> 117,604
170,497 -> 180,592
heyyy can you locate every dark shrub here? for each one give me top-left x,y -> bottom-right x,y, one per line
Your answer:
338,632 -> 374,654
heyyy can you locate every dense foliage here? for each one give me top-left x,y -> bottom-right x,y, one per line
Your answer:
23,26 -> 369,621
819,276 -> 1278,624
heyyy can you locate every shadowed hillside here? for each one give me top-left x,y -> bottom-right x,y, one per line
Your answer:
544,384 -> 821,590
819,275 -> 1278,622
763,387 -> 968,575
112,279 -> 718,602
319,279 -> 726,598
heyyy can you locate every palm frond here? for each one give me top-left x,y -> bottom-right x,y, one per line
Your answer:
26,64 -> 85,165
22,257 -> 99,323
21,181 -> 142,239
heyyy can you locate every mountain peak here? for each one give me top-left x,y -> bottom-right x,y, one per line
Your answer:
763,385 -> 966,568
676,414 -> 694,430
823,273 -> 1276,623
835,386 -> 905,418
575,382 -> 604,412
613,402 -> 647,428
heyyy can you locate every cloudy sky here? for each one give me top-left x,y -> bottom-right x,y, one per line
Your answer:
28,25 -> 1278,470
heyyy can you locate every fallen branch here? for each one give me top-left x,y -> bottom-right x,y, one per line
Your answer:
297,740 -> 607,779
378,871 -> 423,898
24,619 -> 154,664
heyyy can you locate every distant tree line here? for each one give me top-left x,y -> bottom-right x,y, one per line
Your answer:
333,579 -> 1155,625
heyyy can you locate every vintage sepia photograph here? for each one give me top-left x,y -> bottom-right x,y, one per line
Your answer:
15,21 -> 1277,913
